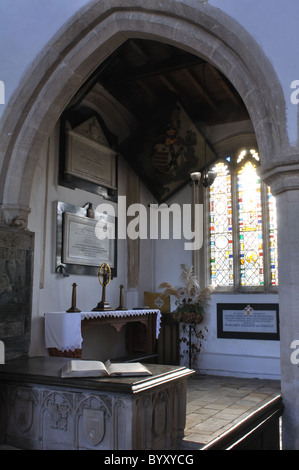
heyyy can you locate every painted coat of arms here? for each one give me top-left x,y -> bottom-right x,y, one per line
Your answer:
120,101 -> 216,203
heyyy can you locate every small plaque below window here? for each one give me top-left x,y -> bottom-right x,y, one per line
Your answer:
217,303 -> 280,340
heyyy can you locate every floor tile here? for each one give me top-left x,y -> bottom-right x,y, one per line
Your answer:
181,373 -> 281,449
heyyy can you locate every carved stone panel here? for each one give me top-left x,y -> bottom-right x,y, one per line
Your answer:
152,391 -> 170,449
0,360 -> 191,450
77,395 -> 112,450
41,390 -> 73,450
6,385 -> 39,449
83,408 -> 105,446
0,226 -> 34,360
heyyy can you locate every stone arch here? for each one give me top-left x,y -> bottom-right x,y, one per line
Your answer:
0,0 -> 288,225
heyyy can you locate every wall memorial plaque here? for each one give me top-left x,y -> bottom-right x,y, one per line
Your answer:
62,212 -> 114,268
56,201 -> 117,277
59,109 -> 118,202
65,129 -> 117,190
217,303 -> 280,340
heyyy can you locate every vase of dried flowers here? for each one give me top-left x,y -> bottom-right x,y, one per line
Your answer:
159,264 -> 213,368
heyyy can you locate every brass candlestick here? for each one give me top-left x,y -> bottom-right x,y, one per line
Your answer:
116,284 -> 126,310
92,263 -> 112,311
67,283 -> 81,313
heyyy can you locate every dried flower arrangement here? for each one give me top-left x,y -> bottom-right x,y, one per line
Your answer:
159,264 -> 214,368
159,264 -> 214,324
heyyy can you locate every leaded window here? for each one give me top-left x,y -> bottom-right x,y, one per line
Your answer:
209,149 -> 278,290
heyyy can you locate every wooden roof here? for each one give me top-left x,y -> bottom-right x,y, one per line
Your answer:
96,39 -> 248,128
66,39 -> 252,202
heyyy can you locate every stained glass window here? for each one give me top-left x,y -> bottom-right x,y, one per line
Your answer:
209,162 -> 233,286
209,149 -> 278,289
237,160 -> 264,286
268,187 -> 279,285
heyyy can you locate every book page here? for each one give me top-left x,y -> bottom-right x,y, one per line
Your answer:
105,360 -> 152,376
61,360 -> 107,377
61,359 -> 152,377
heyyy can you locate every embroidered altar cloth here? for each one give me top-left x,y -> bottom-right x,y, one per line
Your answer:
45,309 -> 161,352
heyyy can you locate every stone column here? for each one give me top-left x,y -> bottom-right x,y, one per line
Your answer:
262,164 -> 299,449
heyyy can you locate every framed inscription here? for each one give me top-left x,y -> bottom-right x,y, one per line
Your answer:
56,201 -> 117,277
62,212 -> 115,268
65,129 -> 117,190
59,109 -> 118,201
217,303 -> 280,340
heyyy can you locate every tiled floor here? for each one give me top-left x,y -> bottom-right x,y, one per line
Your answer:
181,373 -> 281,449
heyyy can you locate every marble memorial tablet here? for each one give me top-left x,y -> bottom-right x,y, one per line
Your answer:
66,129 -> 116,189
62,212 -> 115,267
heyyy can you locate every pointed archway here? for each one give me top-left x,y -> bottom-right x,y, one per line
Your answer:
0,0 -> 287,225
2,0 -> 299,449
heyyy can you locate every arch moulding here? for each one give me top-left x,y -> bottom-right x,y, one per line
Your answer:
0,0 -> 288,225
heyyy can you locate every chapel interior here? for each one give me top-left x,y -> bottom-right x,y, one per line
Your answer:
0,25 -> 285,450
44,38 -> 263,364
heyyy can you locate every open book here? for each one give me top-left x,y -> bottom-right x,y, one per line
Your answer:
60,359 -> 152,378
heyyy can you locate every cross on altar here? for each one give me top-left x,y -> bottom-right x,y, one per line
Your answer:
93,263 -> 112,311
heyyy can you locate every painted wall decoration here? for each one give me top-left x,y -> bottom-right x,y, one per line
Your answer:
120,101 -> 217,203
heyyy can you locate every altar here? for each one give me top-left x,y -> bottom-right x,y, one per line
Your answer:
45,309 -> 161,359
0,356 -> 193,450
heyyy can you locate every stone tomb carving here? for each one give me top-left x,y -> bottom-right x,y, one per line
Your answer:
0,226 -> 34,360
0,357 -> 193,450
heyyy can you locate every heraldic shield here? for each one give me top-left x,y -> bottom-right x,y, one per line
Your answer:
83,408 -> 105,446
14,390 -> 34,433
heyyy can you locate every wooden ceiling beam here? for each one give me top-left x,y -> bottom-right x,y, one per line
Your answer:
159,75 -> 180,95
182,69 -> 218,110
128,39 -> 150,62
101,55 -> 204,88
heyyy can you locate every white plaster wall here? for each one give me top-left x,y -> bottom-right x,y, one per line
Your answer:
28,122 -> 128,360
153,185 -> 193,291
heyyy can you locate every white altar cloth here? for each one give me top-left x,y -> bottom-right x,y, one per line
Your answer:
45,312 -> 83,351
45,309 -> 161,352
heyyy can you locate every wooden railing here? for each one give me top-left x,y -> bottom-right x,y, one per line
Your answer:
201,395 -> 283,450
